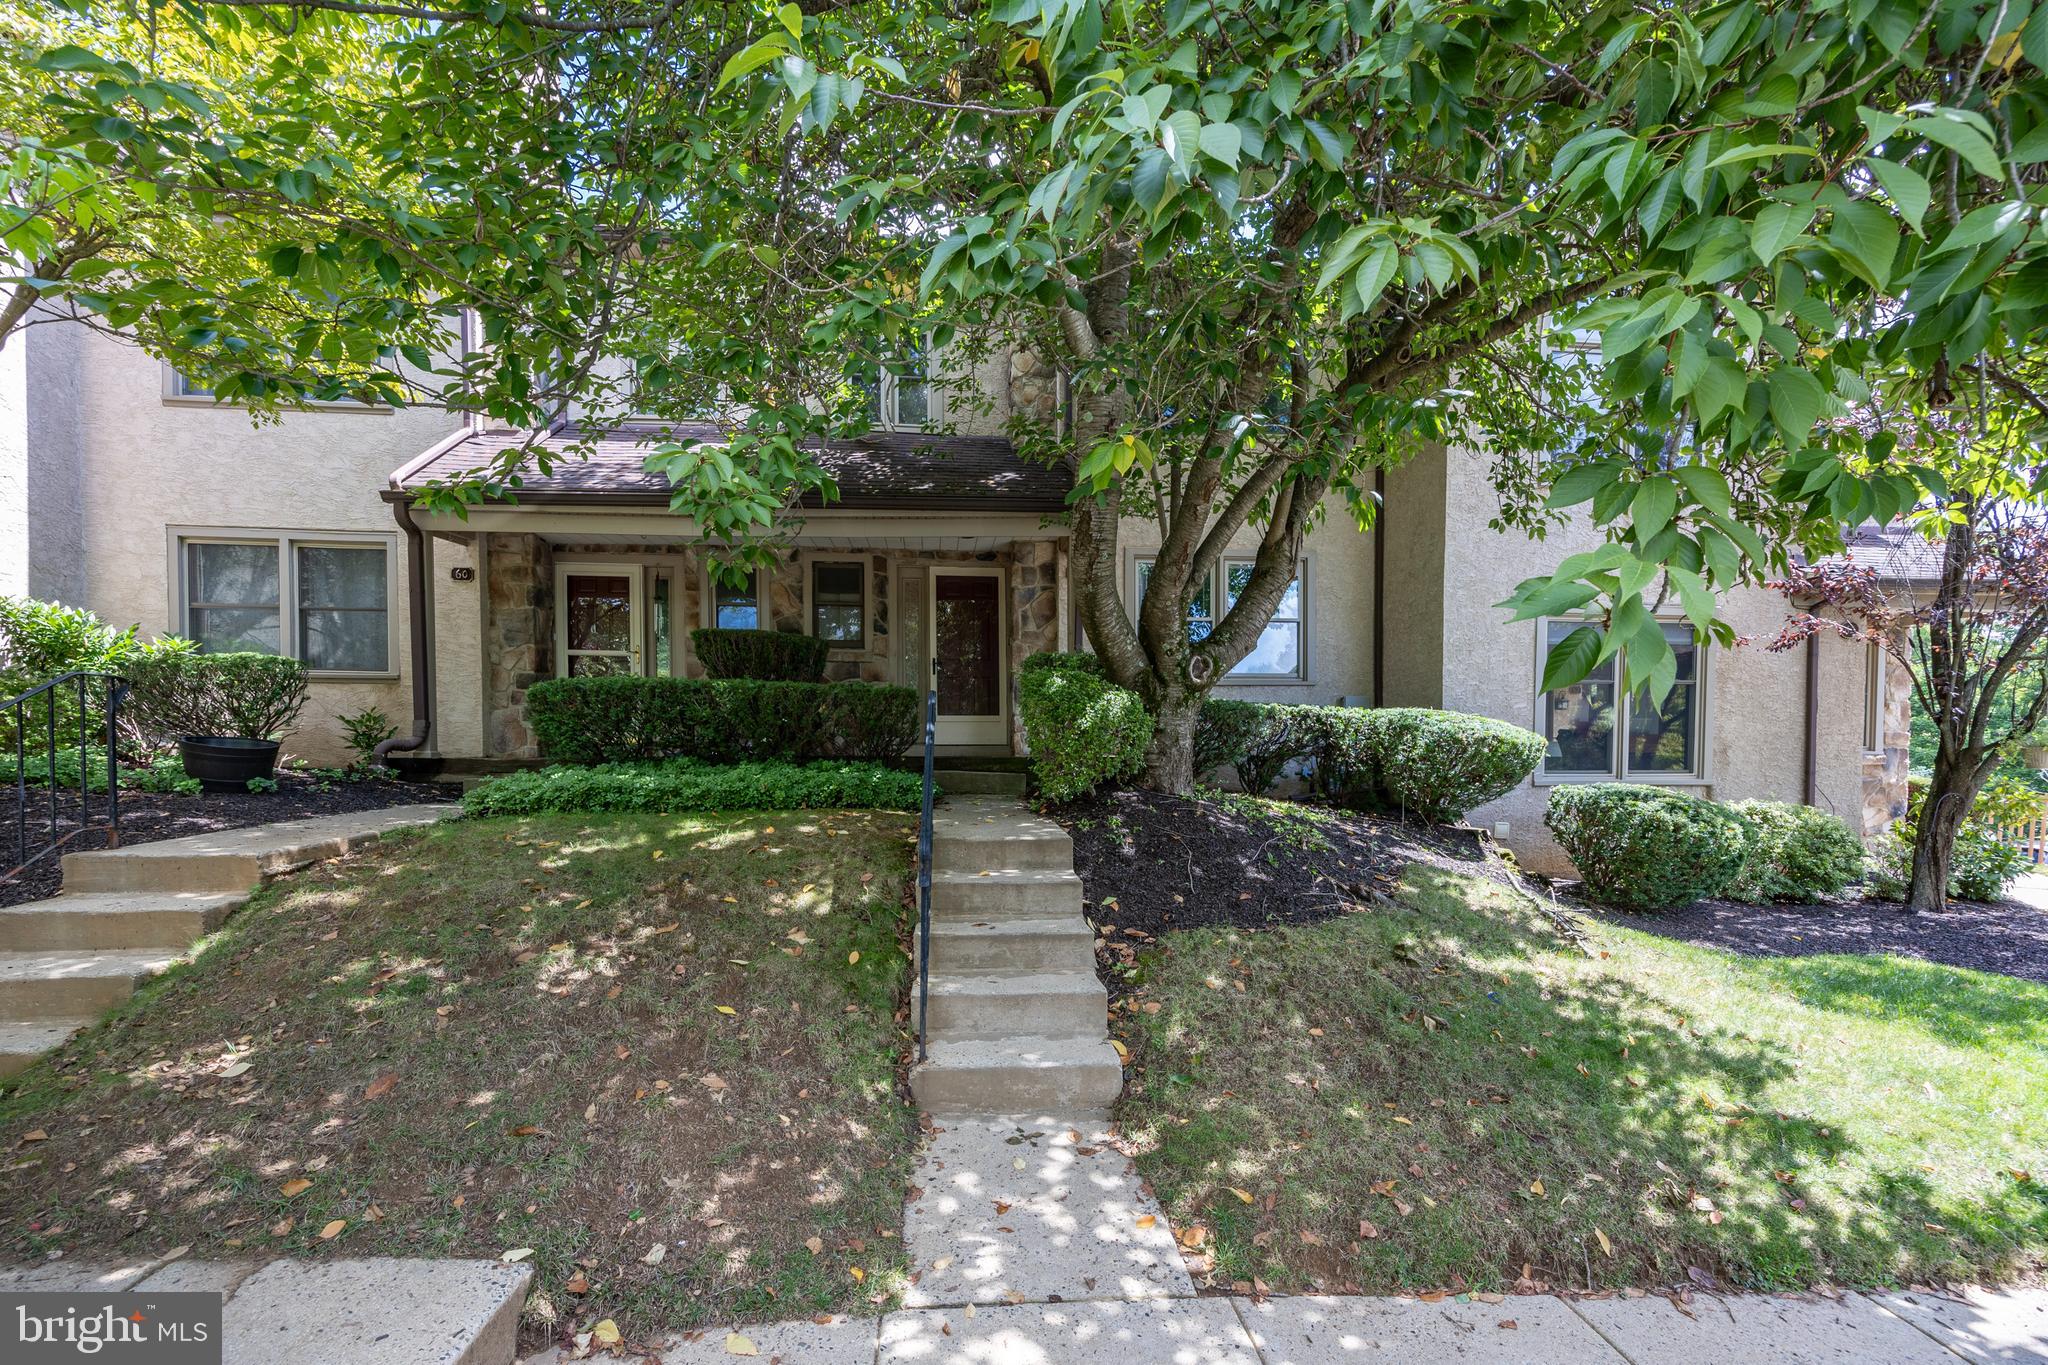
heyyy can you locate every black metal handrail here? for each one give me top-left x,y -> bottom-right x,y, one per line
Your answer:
915,686 -> 936,1062
5,670 -> 128,883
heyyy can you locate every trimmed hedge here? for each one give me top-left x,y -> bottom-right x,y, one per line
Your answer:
1018,661 -> 1151,803
465,759 -> 924,816
1545,784 -> 1752,910
690,628 -> 828,682
1193,700 -> 1544,823
526,675 -> 917,765
1723,800 -> 1864,903
1018,651 -> 1107,679
125,651 -> 309,741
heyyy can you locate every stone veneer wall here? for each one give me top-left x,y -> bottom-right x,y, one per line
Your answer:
1008,540 -> 1061,750
483,533 -> 555,757
1862,636 -> 1914,837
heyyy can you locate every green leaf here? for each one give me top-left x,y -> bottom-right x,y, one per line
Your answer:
1352,243 -> 1399,314
1162,109 -> 1201,172
1828,199 -> 1897,289
1671,464 -> 1733,516
1541,625 -> 1605,692
1767,368 -> 1826,439
1902,113 -> 2004,181
1864,158 -> 1931,233
716,34 -> 790,92
1197,121 -> 1242,168
777,3 -> 803,38
1666,565 -> 1717,629
1748,201 -> 1808,263
1316,226 -> 1374,295
918,232 -> 969,299
1631,477 -> 1679,544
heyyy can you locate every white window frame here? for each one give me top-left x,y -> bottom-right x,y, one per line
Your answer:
702,563 -> 769,632
863,341 -> 943,433
1531,616 -> 1709,785
1127,551 -> 1314,685
800,553 -> 872,654
1863,639 -> 1885,754
169,527 -> 399,680
554,562 -> 647,678
162,365 -> 390,413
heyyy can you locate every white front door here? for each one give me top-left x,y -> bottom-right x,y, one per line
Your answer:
928,567 -> 1009,746
555,564 -> 645,676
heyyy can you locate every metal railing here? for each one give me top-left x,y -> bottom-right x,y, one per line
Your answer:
915,686 -> 936,1062
5,671 -> 128,883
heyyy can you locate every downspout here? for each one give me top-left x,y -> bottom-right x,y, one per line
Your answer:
1371,466 -> 1386,706
374,496 -> 434,763
1802,631 -> 1820,806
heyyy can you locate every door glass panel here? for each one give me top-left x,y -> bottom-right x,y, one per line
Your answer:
653,577 -> 672,675
935,575 -> 1000,716
566,574 -> 633,651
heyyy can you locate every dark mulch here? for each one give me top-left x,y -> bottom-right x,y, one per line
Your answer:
1585,892 -> 2048,985
1059,789 -> 1483,942
0,770 -> 456,908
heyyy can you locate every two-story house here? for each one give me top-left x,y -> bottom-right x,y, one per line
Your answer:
0,323 -> 1908,872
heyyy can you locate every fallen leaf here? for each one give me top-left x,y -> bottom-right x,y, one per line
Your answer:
318,1220 -> 346,1240
591,1320 -> 622,1348
805,1236 -> 824,1255
564,1272 -> 589,1294
1528,1179 -> 1545,1198
848,951 -> 860,965
501,1247 -> 534,1262
364,1072 -> 398,1101
1228,1187 -> 1254,1205
642,1243 -> 666,1265
19,1130 -> 47,1144
1110,1040 -> 1129,1061
269,1218 -> 293,1237
1595,1228 -> 1613,1257
725,1332 -> 758,1356
280,1178 -> 313,1198
1135,1214 -> 1156,1229
848,1266 -> 866,1283
219,1061 -> 252,1078
714,1005 -> 737,1016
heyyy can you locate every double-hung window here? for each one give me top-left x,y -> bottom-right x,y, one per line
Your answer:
1536,618 -> 1704,781
178,533 -> 394,675
710,569 -> 764,630
809,560 -> 867,648
857,342 -> 937,431
1132,555 -> 1309,681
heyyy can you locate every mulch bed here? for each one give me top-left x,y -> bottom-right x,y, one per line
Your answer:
1,770 -> 456,909
1059,789 -> 1484,942
1586,892 -> 2048,984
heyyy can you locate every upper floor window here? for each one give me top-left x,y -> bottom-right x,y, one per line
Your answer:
164,366 -> 383,411
1132,555 -> 1309,681
178,532 -> 393,675
858,343 -> 937,432
1537,618 -> 1703,781
809,560 -> 867,648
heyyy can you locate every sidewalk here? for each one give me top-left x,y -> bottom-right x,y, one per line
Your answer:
528,1117 -> 2048,1364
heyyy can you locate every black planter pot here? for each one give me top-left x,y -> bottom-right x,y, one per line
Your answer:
180,737 -> 282,794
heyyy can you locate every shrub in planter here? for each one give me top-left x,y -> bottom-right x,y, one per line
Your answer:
1194,698 -> 1305,796
1018,663 -> 1150,803
464,759 -> 923,816
124,652 -> 309,792
1545,784 -> 1751,910
690,628 -> 828,682
1723,801 -> 1864,903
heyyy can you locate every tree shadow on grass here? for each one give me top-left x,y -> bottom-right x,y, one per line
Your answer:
1117,861 -> 2046,1294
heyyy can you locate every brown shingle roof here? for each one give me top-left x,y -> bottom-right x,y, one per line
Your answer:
1814,523 -> 1946,586
391,423 -> 1068,512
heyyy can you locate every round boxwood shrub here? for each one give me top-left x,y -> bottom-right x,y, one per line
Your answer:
1018,661 -> 1150,803
124,651 -> 310,741
1723,800 -> 1864,903
1363,709 -> 1547,824
1545,784 -> 1751,911
690,628 -> 828,682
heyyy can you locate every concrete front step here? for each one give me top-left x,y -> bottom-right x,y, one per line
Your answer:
921,913 -> 1097,974
909,1036 -> 1125,1114
0,890 -> 246,950
0,1018 -> 94,1077
918,969 -> 1107,1041
0,950 -> 173,1016
931,868 -> 1083,919
62,804 -> 456,895
931,801 -> 1073,872
933,769 -> 1029,796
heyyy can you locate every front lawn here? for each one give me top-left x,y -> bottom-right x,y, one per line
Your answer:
0,810 -> 918,1350
1116,863 -> 2048,1296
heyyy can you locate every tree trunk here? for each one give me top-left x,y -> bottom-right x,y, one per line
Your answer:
1141,687 -> 1203,793
1906,785 -> 1966,913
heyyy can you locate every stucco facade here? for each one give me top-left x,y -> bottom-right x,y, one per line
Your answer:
2,323 -> 1901,873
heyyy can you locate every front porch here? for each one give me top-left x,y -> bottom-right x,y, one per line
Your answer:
413,514 -> 1070,761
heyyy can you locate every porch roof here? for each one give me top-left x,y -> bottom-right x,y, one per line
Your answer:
388,422 -> 1069,512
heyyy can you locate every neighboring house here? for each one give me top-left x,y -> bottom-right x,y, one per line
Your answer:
0,325 -> 1907,873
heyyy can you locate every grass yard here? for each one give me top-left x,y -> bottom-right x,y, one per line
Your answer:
1115,863 -> 2048,1296
0,809 -> 919,1351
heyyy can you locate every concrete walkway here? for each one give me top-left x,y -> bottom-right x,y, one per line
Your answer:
2,1255 -> 530,1365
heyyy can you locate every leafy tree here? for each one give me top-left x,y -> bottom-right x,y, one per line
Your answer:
1772,403 -> 2048,911
20,0 -> 2048,793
